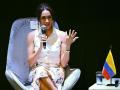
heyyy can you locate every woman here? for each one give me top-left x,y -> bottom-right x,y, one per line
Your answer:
27,3 -> 79,90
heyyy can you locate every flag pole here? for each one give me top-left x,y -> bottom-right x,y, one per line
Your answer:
110,44 -> 112,85
110,45 -> 112,49
107,78 -> 115,86
110,78 -> 112,84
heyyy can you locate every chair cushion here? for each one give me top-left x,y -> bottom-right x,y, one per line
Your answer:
62,69 -> 81,90
6,18 -> 34,83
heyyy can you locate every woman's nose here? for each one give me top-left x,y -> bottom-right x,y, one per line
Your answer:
45,18 -> 49,22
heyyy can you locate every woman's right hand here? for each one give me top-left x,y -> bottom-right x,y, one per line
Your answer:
39,34 -> 47,48
40,34 -> 47,41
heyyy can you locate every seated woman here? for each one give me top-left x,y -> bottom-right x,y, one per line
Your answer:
27,3 -> 79,90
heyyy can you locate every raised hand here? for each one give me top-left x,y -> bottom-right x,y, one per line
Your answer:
66,29 -> 79,50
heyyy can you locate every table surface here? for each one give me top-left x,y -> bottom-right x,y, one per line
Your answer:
89,78 -> 120,90
89,83 -> 120,90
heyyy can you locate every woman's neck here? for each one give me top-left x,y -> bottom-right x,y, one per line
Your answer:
46,28 -> 53,37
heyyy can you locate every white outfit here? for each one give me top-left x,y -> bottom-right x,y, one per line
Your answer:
28,28 -> 67,90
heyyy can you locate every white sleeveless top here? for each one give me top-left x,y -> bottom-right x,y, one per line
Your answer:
34,28 -> 67,66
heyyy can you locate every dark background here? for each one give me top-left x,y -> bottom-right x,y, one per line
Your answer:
0,0 -> 120,90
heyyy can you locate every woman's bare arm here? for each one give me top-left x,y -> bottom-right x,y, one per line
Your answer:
60,30 -> 79,68
27,31 -> 42,68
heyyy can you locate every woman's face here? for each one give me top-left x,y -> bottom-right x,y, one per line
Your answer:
40,9 -> 53,30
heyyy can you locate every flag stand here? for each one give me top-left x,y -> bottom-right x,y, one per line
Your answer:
106,78 -> 115,86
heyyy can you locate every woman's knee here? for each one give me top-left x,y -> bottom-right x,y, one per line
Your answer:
39,77 -> 57,90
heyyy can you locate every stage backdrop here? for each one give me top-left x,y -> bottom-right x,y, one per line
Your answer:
0,0 -> 120,90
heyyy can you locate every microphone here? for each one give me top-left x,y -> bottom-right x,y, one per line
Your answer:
41,25 -> 47,49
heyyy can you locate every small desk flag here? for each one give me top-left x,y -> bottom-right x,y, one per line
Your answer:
102,49 -> 116,80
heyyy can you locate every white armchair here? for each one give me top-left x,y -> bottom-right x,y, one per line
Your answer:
5,17 -> 81,90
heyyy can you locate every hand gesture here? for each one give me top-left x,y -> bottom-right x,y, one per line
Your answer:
66,29 -> 79,48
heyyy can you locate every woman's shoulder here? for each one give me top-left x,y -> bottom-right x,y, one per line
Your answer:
55,28 -> 67,36
55,28 -> 67,42
28,30 -> 37,36
27,30 -> 37,41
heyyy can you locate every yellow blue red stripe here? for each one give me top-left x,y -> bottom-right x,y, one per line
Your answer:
104,62 -> 115,77
102,49 -> 116,80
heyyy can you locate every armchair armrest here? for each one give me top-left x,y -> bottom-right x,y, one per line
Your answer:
62,66 -> 81,90
5,69 -> 32,90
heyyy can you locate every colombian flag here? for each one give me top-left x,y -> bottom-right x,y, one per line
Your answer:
102,49 -> 116,80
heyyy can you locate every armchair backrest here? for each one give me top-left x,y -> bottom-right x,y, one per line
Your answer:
6,17 -> 59,84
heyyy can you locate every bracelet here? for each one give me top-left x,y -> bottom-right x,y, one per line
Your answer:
66,50 -> 70,52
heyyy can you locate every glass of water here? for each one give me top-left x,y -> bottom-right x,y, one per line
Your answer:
96,71 -> 103,85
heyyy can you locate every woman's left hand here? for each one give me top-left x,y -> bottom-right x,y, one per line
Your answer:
66,29 -> 79,49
